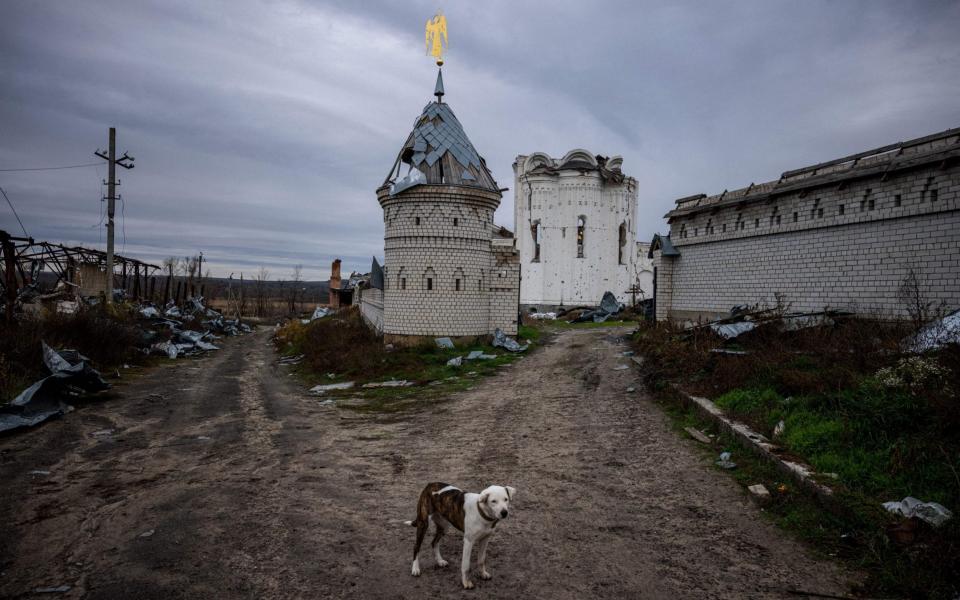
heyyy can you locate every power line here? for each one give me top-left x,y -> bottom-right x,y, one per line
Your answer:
0,185 -> 29,237
0,162 -> 101,172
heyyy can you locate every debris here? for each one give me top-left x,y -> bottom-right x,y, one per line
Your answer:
630,356 -> 644,366
139,305 -> 160,318
599,291 -> 622,315
362,380 -> 413,388
747,483 -> 771,504
612,364 -> 630,371
29,470 -> 51,476
435,337 -> 455,349
33,586 -> 71,594
710,348 -> 750,355
279,354 -> 304,365
0,343 -> 110,433
446,356 -> 463,367
773,420 -> 785,438
139,529 -> 155,538
529,312 -> 556,320
710,321 -> 757,340
626,387 -> 635,393
90,429 -> 114,437
882,496 -> 953,527
309,306 -> 332,321
55,300 -> 78,314
620,350 -> 634,356
684,427 -> 711,444
780,313 -> 835,331
309,382 -> 355,395
715,451 -> 737,469
466,350 -> 485,360
196,436 -> 212,441
904,309 -> 960,353
492,328 -> 529,352
477,353 -> 497,360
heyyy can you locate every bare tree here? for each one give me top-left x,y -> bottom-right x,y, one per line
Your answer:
288,264 -> 303,314
253,267 -> 270,317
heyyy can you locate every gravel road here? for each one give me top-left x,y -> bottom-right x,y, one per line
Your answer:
0,326 -> 852,599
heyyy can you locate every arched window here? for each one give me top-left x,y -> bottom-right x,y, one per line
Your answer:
423,267 -> 435,291
396,267 -> 406,291
618,221 -> 627,264
576,215 -> 586,258
453,267 -> 465,292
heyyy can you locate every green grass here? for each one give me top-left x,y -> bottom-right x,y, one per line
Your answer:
633,321 -> 960,599
275,309 -> 531,413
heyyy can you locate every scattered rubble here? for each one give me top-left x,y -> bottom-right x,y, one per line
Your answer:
446,356 -> 463,367
309,382 -> 355,395
747,484 -> 771,504
684,427 -> 712,444
529,312 -> 557,320
0,343 -> 110,433
567,291 -> 625,323
882,496 -> 953,527
362,380 -> 413,388
715,451 -> 737,470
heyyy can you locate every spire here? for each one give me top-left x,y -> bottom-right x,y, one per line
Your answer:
434,68 -> 444,102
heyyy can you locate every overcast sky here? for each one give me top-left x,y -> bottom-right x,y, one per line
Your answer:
2,1 -> 958,280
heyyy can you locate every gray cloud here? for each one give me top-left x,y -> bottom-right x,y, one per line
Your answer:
1,0 -> 958,280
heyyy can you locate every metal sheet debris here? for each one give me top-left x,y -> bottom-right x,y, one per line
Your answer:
710,321 -> 757,339
883,496 -> 953,527
435,337 -> 455,349
446,356 -> 463,367
905,309 -> 960,353
1,343 -> 110,433
492,328 -> 528,353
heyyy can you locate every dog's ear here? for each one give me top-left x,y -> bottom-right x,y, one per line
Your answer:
479,491 -> 490,505
505,486 -> 517,500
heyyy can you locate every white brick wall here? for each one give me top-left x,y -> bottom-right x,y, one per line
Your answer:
376,184 -> 520,339
655,164 -> 960,321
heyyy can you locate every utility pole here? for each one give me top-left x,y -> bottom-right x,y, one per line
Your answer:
95,128 -> 135,303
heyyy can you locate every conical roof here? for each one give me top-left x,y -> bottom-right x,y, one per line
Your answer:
383,71 -> 499,195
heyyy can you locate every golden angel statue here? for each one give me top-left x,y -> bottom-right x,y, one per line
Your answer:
425,12 -> 448,65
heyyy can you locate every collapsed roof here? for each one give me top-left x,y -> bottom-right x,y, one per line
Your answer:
383,70 -> 500,195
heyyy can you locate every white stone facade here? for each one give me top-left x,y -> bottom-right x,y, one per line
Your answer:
513,150 -> 653,308
652,128 -> 960,322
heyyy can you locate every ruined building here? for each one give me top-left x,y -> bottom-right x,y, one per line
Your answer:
369,71 -> 520,344
650,127 -> 960,322
513,151 -> 653,308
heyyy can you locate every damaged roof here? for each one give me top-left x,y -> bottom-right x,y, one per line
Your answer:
666,126 -> 960,220
383,71 -> 500,195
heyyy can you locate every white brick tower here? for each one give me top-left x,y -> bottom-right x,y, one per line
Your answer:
376,71 -> 519,344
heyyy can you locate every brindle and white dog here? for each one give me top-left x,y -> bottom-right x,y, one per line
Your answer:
405,482 -> 516,589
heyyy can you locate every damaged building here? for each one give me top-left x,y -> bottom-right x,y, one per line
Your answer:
650,127 -> 960,322
513,151 -> 653,309
372,71 -> 520,344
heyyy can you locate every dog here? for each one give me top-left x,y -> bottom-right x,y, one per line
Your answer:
405,482 -> 516,589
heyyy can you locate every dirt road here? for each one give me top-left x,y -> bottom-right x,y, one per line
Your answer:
0,327 -> 851,599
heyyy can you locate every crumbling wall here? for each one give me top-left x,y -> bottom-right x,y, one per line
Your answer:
489,239 -> 520,335
513,152 -> 643,308
328,258 -> 342,308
